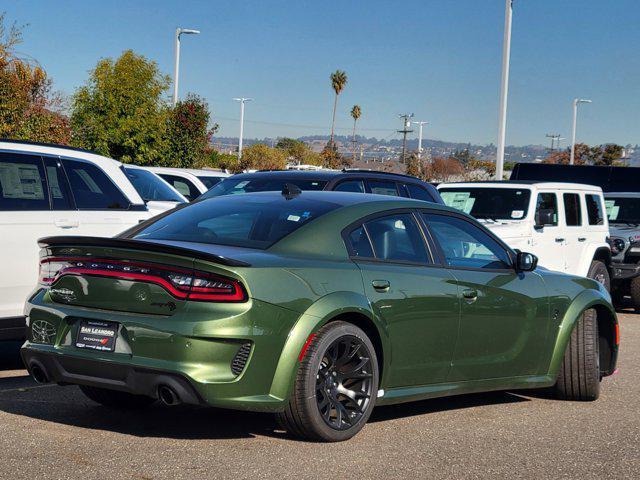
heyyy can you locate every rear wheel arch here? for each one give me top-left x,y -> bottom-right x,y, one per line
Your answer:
592,304 -> 618,376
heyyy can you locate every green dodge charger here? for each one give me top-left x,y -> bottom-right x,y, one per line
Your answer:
21,189 -> 619,441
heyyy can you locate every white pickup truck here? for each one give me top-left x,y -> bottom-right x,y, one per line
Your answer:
437,181 -> 612,288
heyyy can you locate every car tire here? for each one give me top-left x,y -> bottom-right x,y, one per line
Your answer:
629,277 -> 640,311
79,385 -> 156,410
587,260 -> 610,292
276,321 -> 379,442
553,308 -> 600,401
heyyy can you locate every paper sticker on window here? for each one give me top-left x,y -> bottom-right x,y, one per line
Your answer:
394,220 -> 406,230
604,200 -> 619,220
287,214 -> 301,222
440,192 -> 475,214
511,210 -> 524,219
0,163 -> 45,200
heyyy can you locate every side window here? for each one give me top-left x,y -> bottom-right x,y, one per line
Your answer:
362,214 -> 429,263
405,183 -> 435,202
43,157 -> 73,210
368,179 -> 399,197
535,193 -> 558,226
346,225 -> 374,258
159,174 -> 200,201
586,194 -> 604,225
334,179 -> 365,193
0,152 -> 49,211
563,193 -> 582,226
62,159 -> 130,210
424,213 -> 512,270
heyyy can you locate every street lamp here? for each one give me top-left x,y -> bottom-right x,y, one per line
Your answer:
496,0 -> 513,180
412,121 -> 429,160
570,98 -> 592,165
233,98 -> 253,160
173,27 -> 200,107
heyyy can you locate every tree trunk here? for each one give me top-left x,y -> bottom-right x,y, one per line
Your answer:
329,94 -> 338,147
352,119 -> 357,162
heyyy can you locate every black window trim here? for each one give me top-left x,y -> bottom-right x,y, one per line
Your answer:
43,155 -> 76,210
417,209 -> 518,274
341,208 -> 437,267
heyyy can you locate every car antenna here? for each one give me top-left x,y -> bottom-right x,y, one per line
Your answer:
281,183 -> 302,200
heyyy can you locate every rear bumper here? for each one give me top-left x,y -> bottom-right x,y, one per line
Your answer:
611,262 -> 640,281
21,348 -> 203,405
0,317 -> 26,341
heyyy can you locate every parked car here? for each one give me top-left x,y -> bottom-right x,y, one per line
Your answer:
147,167 -> 229,201
603,192 -> 640,306
511,162 -> 640,193
198,169 -> 444,204
121,165 -> 187,213
21,190 -> 618,441
437,181 -> 613,289
0,140 -> 167,340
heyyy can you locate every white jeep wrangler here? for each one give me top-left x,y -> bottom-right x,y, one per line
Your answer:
437,181 -> 612,288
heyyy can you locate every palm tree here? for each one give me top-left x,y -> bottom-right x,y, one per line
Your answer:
350,105 -> 361,161
329,70 -> 348,148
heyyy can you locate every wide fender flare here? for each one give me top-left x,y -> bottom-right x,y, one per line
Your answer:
547,288 -> 616,377
577,244 -> 611,278
268,291 -> 389,402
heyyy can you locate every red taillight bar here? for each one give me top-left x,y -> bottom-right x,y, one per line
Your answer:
39,257 -> 247,302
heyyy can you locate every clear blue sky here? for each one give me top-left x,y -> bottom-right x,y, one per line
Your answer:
6,0 -> 640,146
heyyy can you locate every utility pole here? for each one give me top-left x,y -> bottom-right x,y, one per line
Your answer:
397,113 -> 414,163
496,0 -> 513,180
172,27 -> 200,107
546,133 -> 561,152
412,121 -> 429,160
570,98 -> 592,165
233,98 -> 252,160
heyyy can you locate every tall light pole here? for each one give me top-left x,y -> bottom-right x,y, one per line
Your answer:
412,121 -> 429,160
234,98 -> 252,160
496,0 -> 513,180
173,27 -> 200,107
570,98 -> 592,165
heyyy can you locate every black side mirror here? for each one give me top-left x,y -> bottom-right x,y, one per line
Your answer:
516,252 -> 538,272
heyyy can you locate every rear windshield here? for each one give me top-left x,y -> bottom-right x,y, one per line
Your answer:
201,176 -> 327,199
605,197 -> 640,224
133,195 -> 340,249
439,187 -> 532,220
123,167 -> 185,203
196,176 -> 223,189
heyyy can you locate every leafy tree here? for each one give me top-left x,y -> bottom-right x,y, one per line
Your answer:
321,143 -> 350,169
450,148 -> 476,166
196,149 -> 238,171
328,70 -> 347,148
427,156 -> 464,182
165,94 -> 218,168
70,50 -> 170,165
276,137 -> 323,166
544,143 -> 624,166
350,105 -> 361,162
405,152 -> 425,179
0,14 -> 70,143
236,144 -> 287,173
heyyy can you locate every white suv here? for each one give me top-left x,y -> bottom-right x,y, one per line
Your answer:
0,141 -> 169,339
437,181 -> 612,287
146,167 -> 229,201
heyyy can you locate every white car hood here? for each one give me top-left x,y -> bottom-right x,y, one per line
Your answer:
477,219 -> 530,242
145,201 -> 182,216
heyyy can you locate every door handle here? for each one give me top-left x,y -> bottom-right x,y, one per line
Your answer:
578,237 -> 586,242
54,219 -> 79,229
555,238 -> 565,243
462,289 -> 478,303
371,280 -> 390,292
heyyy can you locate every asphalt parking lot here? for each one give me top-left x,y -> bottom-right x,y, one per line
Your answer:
1,312 -> 638,480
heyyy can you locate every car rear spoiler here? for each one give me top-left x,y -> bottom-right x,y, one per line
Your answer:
37,236 -> 250,267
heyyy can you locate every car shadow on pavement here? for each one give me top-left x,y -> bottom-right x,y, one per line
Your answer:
370,391 -> 529,423
0,381 -> 534,441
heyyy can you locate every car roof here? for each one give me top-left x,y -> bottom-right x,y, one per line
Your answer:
226,169 -> 429,183
0,139 -> 145,205
438,180 -> 603,192
148,166 -> 228,177
604,192 -> 640,198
